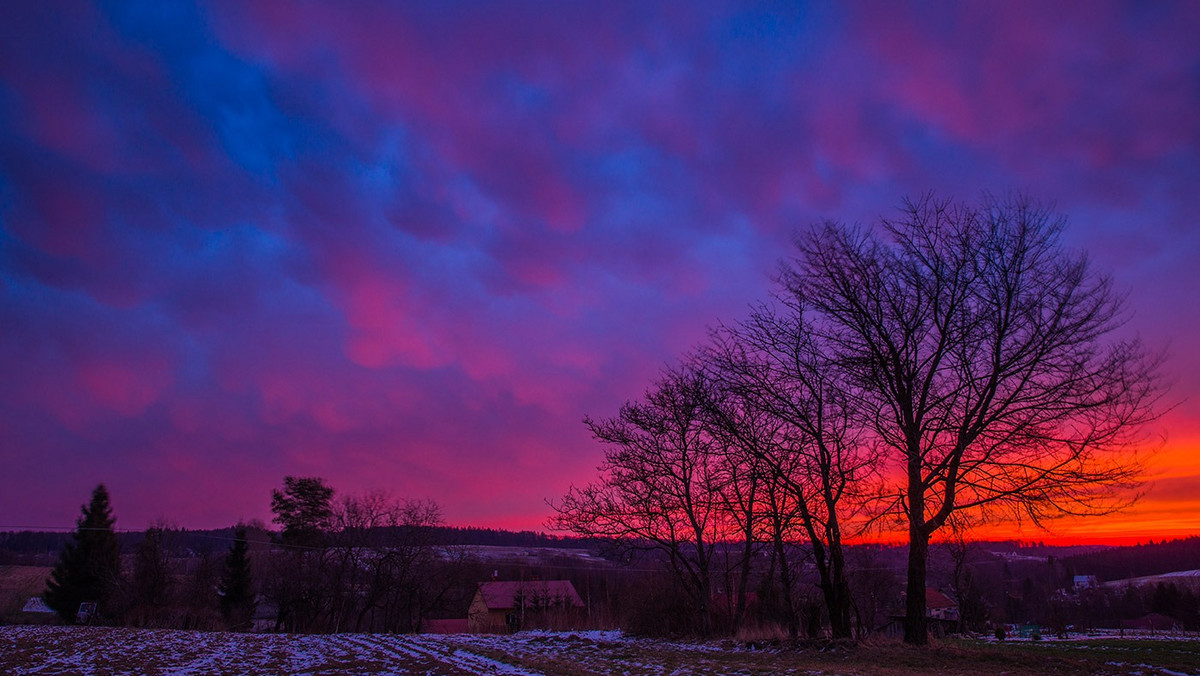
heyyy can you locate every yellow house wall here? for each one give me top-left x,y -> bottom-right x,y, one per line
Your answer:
466,593 -> 510,633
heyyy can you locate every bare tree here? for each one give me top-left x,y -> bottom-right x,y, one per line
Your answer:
702,302 -> 880,640
353,497 -> 448,633
550,366 -> 727,636
297,490 -> 449,633
704,390 -> 769,636
757,451 -> 807,639
935,513 -> 990,633
786,194 -> 1165,644
126,525 -> 175,625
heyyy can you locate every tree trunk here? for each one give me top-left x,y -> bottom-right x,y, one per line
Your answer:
731,523 -> 756,636
698,567 -> 713,637
803,508 -> 853,640
904,528 -> 929,645
773,536 -> 800,639
826,545 -> 853,640
818,579 -> 854,639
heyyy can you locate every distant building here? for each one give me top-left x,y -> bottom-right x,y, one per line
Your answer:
1073,575 -> 1098,590
925,588 -> 959,622
878,588 -> 960,638
467,580 -> 585,633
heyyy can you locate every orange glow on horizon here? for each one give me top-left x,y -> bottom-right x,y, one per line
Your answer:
833,435 -> 1200,548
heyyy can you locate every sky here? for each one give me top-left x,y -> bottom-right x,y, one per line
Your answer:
1,1 -> 1198,543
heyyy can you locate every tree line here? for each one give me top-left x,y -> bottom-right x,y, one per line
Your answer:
40,478 -> 469,633
551,194 -> 1165,645
42,484 -> 256,629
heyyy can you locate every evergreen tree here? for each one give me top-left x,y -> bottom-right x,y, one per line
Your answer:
271,476 -> 334,545
218,524 -> 256,630
44,484 -> 121,623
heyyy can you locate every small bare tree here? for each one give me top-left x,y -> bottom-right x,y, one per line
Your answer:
786,194 -> 1165,644
550,366 -> 727,636
703,386 -> 772,636
327,492 -> 446,632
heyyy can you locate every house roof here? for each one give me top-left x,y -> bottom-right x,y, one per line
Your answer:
476,580 -> 584,610
926,588 -> 957,609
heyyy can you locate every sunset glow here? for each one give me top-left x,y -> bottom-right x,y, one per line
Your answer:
1,2 -> 1198,544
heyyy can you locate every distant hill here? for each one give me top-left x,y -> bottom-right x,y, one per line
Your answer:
0,525 -> 602,563
9,527 -> 1195,580
1064,536 -> 1200,581
431,526 -> 601,549
1101,569 -> 1200,590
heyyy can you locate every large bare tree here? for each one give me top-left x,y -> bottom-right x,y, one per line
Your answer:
703,302 -> 879,640
786,194 -> 1164,644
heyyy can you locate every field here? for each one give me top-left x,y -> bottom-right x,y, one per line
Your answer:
3,626 -> 1200,675
0,566 -> 53,622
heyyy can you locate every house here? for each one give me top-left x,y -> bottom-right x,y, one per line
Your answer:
879,588 -> 960,638
926,588 -> 959,622
1073,575 -> 1099,590
467,580 -> 584,633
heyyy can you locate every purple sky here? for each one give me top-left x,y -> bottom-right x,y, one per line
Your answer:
2,1 -> 1199,537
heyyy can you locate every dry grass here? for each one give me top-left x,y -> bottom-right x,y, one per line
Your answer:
734,621 -> 794,643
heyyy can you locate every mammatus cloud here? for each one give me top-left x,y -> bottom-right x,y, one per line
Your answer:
0,1 -> 1197,539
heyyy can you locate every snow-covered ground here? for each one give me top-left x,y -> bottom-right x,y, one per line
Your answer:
5,625 -> 1200,675
984,628 -> 1200,643
0,626 -> 816,676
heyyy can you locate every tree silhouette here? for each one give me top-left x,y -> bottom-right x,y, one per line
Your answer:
44,484 -> 121,623
786,194 -> 1165,644
268,476 -> 334,631
551,367 -> 727,636
703,303 -> 880,639
218,524 -> 256,630
271,476 -> 334,546
130,526 -> 174,611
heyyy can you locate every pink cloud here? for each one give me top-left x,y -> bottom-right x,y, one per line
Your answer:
1,0 -> 1196,535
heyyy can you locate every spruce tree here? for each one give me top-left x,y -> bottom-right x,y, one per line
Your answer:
44,484 -> 121,623
218,524 -> 256,630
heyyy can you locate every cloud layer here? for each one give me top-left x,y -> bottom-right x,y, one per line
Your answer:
1,1 -> 1198,538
